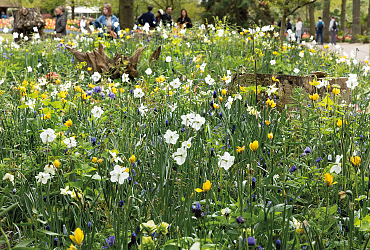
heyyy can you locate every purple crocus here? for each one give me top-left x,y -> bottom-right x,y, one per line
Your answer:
102,236 -> 116,249
247,237 -> 256,246
108,92 -> 115,99
236,215 -> 245,224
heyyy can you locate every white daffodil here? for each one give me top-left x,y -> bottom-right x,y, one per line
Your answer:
218,152 -> 235,170
40,128 -> 56,144
205,74 -> 215,85
165,56 -> 172,62
35,172 -> 51,184
170,78 -> 181,89
60,186 -> 71,195
181,113 -> 196,127
330,155 -> 343,174
138,103 -> 148,117
266,84 -> 279,96
110,165 -> 129,184
164,130 -> 179,144
346,74 -> 358,89
134,88 -> 145,98
91,106 -> 104,119
270,60 -> 276,65
182,138 -> 192,149
64,137 -> 77,148
91,72 -> 101,82
173,147 -> 187,165
122,73 -> 130,83
44,164 -> 55,175
225,96 -> 233,110
190,114 -> 205,131
3,173 -> 14,184
109,151 -> 123,163
145,68 -> 152,75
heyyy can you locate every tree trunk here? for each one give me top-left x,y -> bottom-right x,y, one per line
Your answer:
309,3 -> 315,36
366,0 -> 370,42
120,0 -> 134,30
280,9 -> 287,46
13,7 -> 45,42
322,0 -> 330,43
71,0 -> 75,20
351,0 -> 360,43
341,0 -> 346,31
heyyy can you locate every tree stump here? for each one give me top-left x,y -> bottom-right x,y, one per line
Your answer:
12,7 -> 45,42
232,73 -> 350,109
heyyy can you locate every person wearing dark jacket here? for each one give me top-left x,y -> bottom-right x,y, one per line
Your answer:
138,6 -> 156,27
161,6 -> 173,26
54,5 -> 67,36
177,9 -> 192,28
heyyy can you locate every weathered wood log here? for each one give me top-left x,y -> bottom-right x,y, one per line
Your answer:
66,43 -> 161,79
232,73 -> 350,108
12,7 -> 45,42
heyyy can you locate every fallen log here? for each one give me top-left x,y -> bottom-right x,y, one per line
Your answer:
12,7 -> 45,42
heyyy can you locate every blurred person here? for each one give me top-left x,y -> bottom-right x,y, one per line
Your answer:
161,6 -> 173,26
295,17 -> 303,43
156,9 -> 163,25
89,16 -> 94,25
95,3 -> 120,39
54,6 -> 67,36
329,16 -> 337,45
80,15 -> 87,30
138,5 -> 156,28
1,12 -> 6,19
177,9 -> 192,28
315,16 -> 325,45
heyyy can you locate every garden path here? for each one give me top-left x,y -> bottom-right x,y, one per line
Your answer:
314,43 -> 369,61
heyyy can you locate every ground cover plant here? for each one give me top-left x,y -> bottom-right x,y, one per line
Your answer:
1,22 -> 370,249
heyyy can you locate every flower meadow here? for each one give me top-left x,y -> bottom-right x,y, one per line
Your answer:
1,22 -> 370,249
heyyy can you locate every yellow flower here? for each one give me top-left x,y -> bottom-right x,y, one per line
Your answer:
266,99 -> 276,108
324,45 -> 329,49
55,79 -> 61,84
60,91 -> 67,98
268,133 -> 273,139
41,93 -> 47,99
249,140 -> 259,152
87,67 -> 92,71
213,103 -> 219,109
324,173 -> 337,187
236,146 -> 245,153
129,154 -> 136,164
88,83 -> 95,88
97,158 -> 103,164
265,120 -> 270,126
119,88 -> 125,93
309,93 -> 319,101
92,157 -> 98,163
69,228 -> 84,246
43,113 -> 51,120
272,77 -> 279,82
337,119 -> 342,127
272,51 -> 278,55
195,180 -> 212,193
112,87 -> 117,94
68,244 -> 77,250
53,159 -> 60,168
332,88 -> 340,95
221,89 -> 227,95
65,119 -> 73,128
169,90 -> 173,96
351,156 -> 361,167
218,96 -> 223,102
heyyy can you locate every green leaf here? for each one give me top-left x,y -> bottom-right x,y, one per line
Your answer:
37,229 -> 61,236
0,203 -> 18,217
12,239 -> 34,249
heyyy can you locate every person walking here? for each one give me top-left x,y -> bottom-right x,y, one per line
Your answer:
54,6 -> 67,37
177,9 -> 192,28
295,17 -> 303,43
95,3 -> 120,39
286,19 -> 292,32
315,17 -> 325,45
1,12 -> 7,19
329,16 -> 337,45
138,6 -> 156,28
161,6 -> 173,26
79,15 -> 87,31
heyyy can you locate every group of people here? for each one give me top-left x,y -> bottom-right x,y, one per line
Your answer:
54,4 -> 120,38
138,6 -> 192,29
54,4 -> 191,38
278,16 -> 338,45
315,16 -> 338,45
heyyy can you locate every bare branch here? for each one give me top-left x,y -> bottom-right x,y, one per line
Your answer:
287,0 -> 317,16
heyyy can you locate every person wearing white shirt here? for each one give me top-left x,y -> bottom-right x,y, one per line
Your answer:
329,16 -> 337,45
295,17 -> 303,43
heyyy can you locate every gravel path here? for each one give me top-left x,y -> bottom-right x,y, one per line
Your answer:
314,43 -> 369,61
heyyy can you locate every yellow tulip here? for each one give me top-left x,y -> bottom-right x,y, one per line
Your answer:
351,156 -> 361,167
65,119 -> 73,128
69,228 -> 84,246
265,120 -> 270,126
324,173 -> 337,187
222,89 -> 227,95
236,146 -> 245,153
53,159 -> 60,168
92,157 -> 97,163
68,244 -> 77,250
249,140 -> 259,152
337,119 -> 342,127
309,93 -> 319,101
97,158 -> 103,164
268,133 -> 273,139
195,180 -> 212,193
332,88 -> 340,95
129,154 -> 136,164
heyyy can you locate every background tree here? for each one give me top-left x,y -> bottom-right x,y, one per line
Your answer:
322,0 -> 330,43
341,0 -> 346,31
309,2 -> 315,39
351,0 -> 360,43
120,0 -> 134,29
